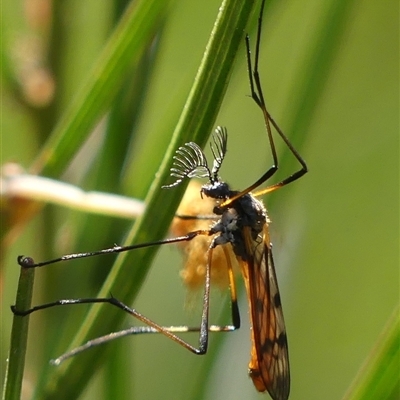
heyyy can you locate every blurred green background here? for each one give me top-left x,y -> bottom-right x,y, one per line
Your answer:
1,1 -> 398,400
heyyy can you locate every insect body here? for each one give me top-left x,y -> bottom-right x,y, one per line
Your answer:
164,124 -> 291,399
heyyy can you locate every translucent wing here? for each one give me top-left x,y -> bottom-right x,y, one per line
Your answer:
240,225 -> 290,400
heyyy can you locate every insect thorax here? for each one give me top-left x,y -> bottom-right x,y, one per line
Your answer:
202,181 -> 267,260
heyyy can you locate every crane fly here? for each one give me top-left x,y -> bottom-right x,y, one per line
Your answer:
12,1 -> 307,399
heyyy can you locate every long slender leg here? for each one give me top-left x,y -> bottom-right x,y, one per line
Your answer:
17,229 -> 213,269
12,241 -> 241,365
250,0 -> 307,196
221,0 -> 307,207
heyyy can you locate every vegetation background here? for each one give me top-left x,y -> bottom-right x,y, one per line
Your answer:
1,0 -> 397,399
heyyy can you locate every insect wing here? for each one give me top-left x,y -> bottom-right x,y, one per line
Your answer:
242,225 -> 290,400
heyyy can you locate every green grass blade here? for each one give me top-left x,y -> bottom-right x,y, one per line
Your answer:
2,267 -> 35,400
342,306 -> 400,400
31,0 -> 171,177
